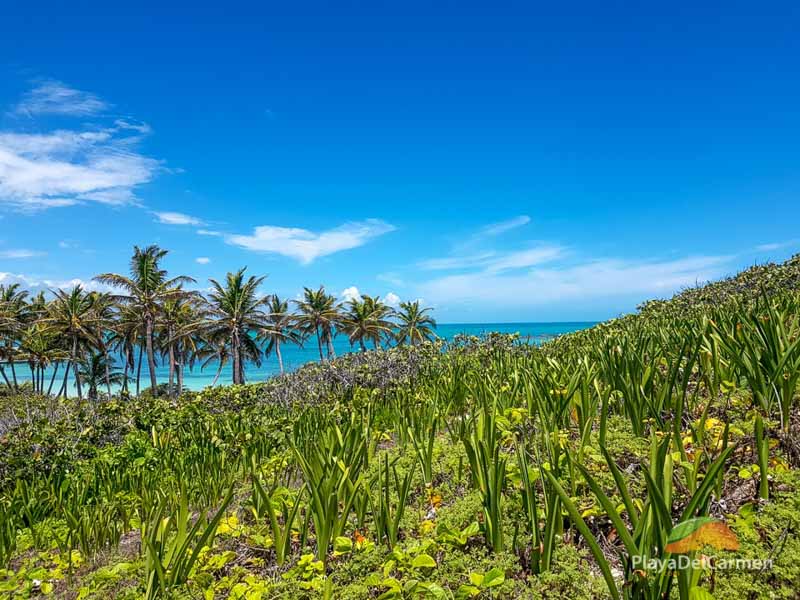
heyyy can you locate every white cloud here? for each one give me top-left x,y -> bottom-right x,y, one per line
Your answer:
12,80 -> 108,117
0,271 -> 114,293
340,286 -> 361,302
0,249 -> 46,259
419,252 -> 498,271
195,257 -> 211,264
0,82 -> 160,211
197,229 -> 222,236
377,272 -> 405,287
418,255 -> 733,308
154,211 -> 203,226
755,240 -> 797,252
227,219 -> 396,264
483,246 -> 564,273
419,245 -> 563,273
383,292 -> 401,307
479,215 -> 531,237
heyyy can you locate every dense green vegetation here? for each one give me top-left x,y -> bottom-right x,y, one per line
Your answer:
2,256 -> 800,598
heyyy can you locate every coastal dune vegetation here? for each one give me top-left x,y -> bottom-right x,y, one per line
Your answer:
1,253 -> 800,598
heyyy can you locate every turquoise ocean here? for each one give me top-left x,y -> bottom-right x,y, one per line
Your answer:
13,322 -> 595,392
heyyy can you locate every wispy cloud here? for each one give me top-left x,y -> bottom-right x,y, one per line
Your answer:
0,249 -> 46,259
154,211 -> 204,226
755,240 -> 797,252
197,229 -> 222,237
418,255 -> 733,308
0,82 -> 160,211
377,272 -> 406,288
0,271 -> 114,293
195,257 -> 211,264
419,245 -> 563,273
227,219 -> 396,265
478,215 -> 531,237
12,80 -> 108,117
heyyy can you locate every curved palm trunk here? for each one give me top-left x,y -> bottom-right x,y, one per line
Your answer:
47,362 -> 59,396
211,358 -> 224,386
102,346 -> 112,399
145,316 -> 158,395
315,325 -> 324,361
359,339 -> 366,352
231,333 -> 241,385
176,349 -> 184,395
122,354 -> 129,393
135,344 -> 143,396
167,329 -> 176,397
59,358 -> 70,397
275,339 -> 284,374
326,328 -> 336,359
71,336 -> 83,400
0,364 -> 10,388
8,348 -> 19,391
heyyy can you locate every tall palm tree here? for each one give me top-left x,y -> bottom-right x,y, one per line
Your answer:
159,295 -> 204,396
0,283 -> 30,391
106,305 -> 140,394
18,324 -> 67,394
43,286 -> 102,399
294,286 -> 341,360
203,268 -> 268,385
95,245 -> 194,396
395,300 -> 437,345
340,295 -> 395,351
258,295 -> 302,374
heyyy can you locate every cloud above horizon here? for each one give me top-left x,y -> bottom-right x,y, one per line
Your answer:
0,81 -> 161,211
227,219 -> 396,264
154,211 -> 204,226
417,254 -> 733,309
11,80 -> 108,117
0,270 -> 114,293
0,248 -> 46,259
478,215 -> 531,237
419,245 -> 564,273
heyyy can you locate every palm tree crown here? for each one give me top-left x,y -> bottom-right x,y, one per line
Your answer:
395,300 -> 437,345
203,268 -> 268,385
95,245 -> 195,395
294,286 -> 340,360
340,295 -> 395,351
258,295 -> 302,374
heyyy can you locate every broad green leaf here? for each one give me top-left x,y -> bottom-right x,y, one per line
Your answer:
482,567 -> 505,587
411,553 -> 437,569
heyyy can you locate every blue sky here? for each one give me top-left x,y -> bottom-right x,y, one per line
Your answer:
1,2 -> 799,322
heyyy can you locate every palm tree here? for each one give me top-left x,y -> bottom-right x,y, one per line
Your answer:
77,351 -> 125,401
340,295 -> 395,351
0,283 -> 30,391
159,295 -> 204,395
95,245 -> 194,396
18,324 -> 67,394
43,286 -> 102,399
294,286 -> 341,360
258,295 -> 302,374
203,268 -> 268,385
395,301 -> 437,345
106,305 -> 140,394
